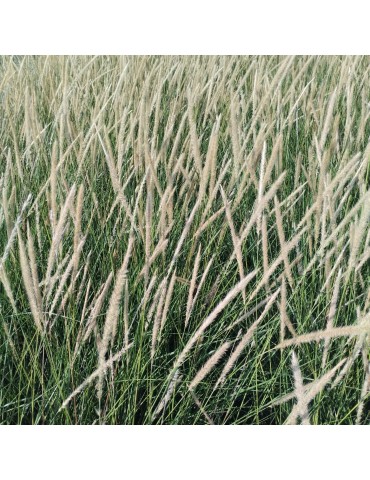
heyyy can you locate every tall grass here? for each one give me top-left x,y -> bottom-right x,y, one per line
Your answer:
0,55 -> 369,424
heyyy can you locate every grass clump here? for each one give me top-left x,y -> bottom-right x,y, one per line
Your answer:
0,55 -> 369,424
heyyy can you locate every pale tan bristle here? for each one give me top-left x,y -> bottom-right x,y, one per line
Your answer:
189,341 -> 231,391
185,245 -> 202,327
18,233 -> 44,333
215,288 -> 280,389
322,268 -> 342,368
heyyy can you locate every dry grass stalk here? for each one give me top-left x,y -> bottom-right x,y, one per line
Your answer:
227,296 -> 272,331
303,188 -> 370,277
26,223 -> 43,317
146,281 -> 164,330
189,390 -> 215,425
264,134 -> 283,189
44,184 -> 76,292
204,118 -> 220,198
271,380 -> 316,407
261,213 -> 269,282
248,224 -> 308,303
239,171 -> 287,245
143,203 -> 152,286
97,234 -> 135,401
331,326 -> 368,388
285,358 -> 346,425
319,88 -> 337,151
160,269 -> 177,334
191,255 -> 215,312
49,238 -> 86,318
0,310 -> 18,361
257,141 -> 267,234
356,361 -> 370,425
189,341 -> 231,390
202,159 -> 231,221
187,91 -> 202,174
96,128 -> 135,226
151,278 -> 168,361
50,141 -> 58,233
59,342 -> 133,411
279,275 -> 296,344
44,253 -> 70,301
138,238 -> 169,278
2,181 -> 11,239
0,194 -> 32,273
194,207 -> 225,238
186,245 -> 202,326
347,203 -> 370,278
274,196 -> 294,288
276,322 -> 370,350
18,233 -> 44,333
290,351 -> 310,425
322,268 -> 342,368
220,186 -> 246,301
169,199 -> 201,273
0,268 -> 17,313
81,272 -> 114,345
321,242 -> 348,292
123,278 -> 129,351
72,184 -> 84,284
172,270 -> 258,374
152,369 -> 182,421
356,246 -> 370,272
230,95 -> 241,180
141,273 -> 158,314
214,287 -> 280,389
